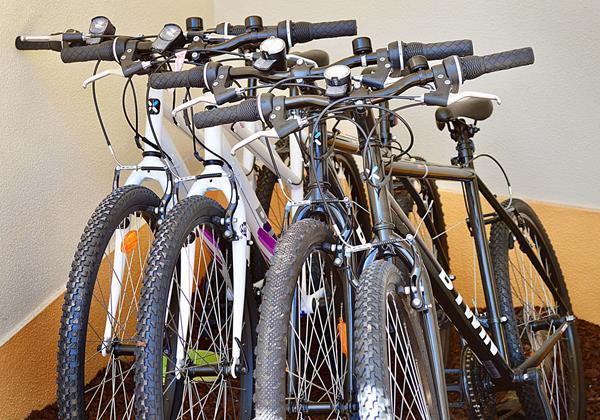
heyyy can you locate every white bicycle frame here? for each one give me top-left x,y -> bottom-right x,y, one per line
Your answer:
98,84 -> 302,358
173,97 -> 305,376
95,75 -> 306,376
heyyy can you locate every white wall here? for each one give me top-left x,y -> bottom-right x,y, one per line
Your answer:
214,0 -> 600,208
2,1 -> 599,345
0,0 -> 213,344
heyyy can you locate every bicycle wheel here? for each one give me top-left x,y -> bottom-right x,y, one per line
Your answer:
57,185 -> 160,419
253,151 -> 371,280
489,199 -> 585,418
134,196 -> 256,419
254,219 -> 350,418
354,260 -> 441,420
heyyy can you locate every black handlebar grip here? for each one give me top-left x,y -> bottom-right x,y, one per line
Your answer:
60,41 -> 116,63
15,37 -> 62,52
149,65 -> 206,89
193,98 -> 260,129
459,47 -> 534,80
403,39 -> 473,61
291,20 -> 357,44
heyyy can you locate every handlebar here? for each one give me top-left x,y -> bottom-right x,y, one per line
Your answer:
192,47 -> 534,130
458,47 -> 534,80
15,36 -> 62,52
150,37 -> 474,91
197,19 -> 357,53
402,39 -> 473,61
332,38 -> 473,71
60,40 -> 117,63
149,65 -> 206,89
193,98 -> 261,128
293,20 -> 357,44
212,19 -> 358,43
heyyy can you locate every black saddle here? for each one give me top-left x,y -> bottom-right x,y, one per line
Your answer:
435,98 -> 494,129
289,49 -> 330,67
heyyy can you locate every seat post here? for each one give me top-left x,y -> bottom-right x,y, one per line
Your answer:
450,120 -> 479,168
450,120 -> 509,360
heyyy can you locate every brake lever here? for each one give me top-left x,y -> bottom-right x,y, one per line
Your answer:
230,128 -> 279,156
416,91 -> 502,106
172,93 -> 217,117
82,61 -> 153,88
82,68 -> 124,88
447,91 -> 501,105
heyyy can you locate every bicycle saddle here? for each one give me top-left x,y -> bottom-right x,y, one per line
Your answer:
289,49 -> 330,66
435,97 -> 494,127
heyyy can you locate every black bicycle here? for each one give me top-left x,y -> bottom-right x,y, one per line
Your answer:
194,45 -> 584,419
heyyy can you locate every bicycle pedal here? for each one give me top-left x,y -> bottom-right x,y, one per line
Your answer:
444,368 -> 465,408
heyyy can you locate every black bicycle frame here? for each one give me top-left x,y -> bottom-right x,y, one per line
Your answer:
383,122 -> 571,390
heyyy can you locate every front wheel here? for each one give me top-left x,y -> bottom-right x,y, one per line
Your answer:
134,196 -> 256,419
253,219 -> 351,419
490,199 -> 585,418
353,260 -> 441,420
57,185 -> 160,419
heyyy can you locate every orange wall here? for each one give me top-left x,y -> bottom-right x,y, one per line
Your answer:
440,191 -> 600,325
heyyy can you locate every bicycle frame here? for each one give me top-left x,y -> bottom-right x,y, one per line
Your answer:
101,87 -> 278,358
171,106 -> 306,376
367,123 -> 573,417
313,99 -> 572,418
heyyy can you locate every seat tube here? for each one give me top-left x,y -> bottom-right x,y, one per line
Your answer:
457,130 -> 508,359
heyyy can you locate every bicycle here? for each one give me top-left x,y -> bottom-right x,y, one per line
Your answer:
195,45 -> 584,419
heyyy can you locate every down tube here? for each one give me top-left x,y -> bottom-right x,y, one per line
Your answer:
390,195 -> 514,387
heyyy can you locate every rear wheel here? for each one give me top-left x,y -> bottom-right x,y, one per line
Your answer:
490,199 -> 585,418
353,260 -> 441,419
57,185 -> 160,419
134,196 -> 256,419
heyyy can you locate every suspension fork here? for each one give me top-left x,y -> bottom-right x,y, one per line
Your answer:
102,221 -> 129,356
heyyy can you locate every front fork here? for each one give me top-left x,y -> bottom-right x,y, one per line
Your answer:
173,201 -> 248,378
174,123 -> 250,378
